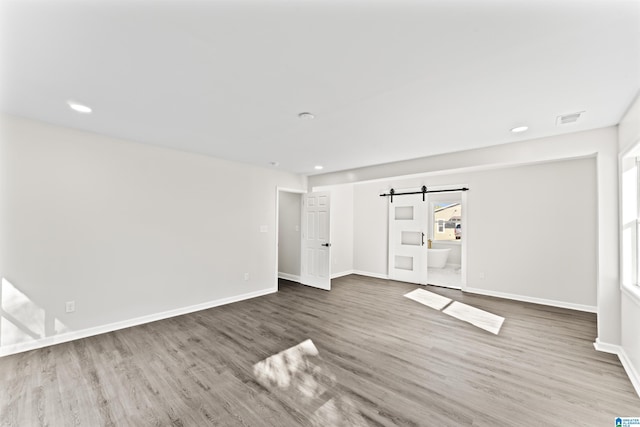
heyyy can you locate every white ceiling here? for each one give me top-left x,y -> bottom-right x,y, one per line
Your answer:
1,0 -> 638,175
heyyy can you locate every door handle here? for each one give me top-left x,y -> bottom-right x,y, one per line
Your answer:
421,233 -> 425,246
321,243 -> 332,247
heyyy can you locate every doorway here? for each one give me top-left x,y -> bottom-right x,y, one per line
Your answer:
387,187 -> 467,289
427,192 -> 464,289
277,189 -> 303,285
276,188 -> 332,291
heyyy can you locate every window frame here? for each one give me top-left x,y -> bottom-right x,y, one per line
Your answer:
432,201 -> 461,242
636,157 -> 640,288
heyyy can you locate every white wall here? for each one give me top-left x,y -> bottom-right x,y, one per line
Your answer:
352,157 -> 597,309
310,126 -> 619,346
621,288 -> 640,396
0,114 -> 306,355
619,92 -> 640,155
353,182 -> 388,278
278,191 -> 301,279
618,91 -> 640,395
313,184 -> 354,278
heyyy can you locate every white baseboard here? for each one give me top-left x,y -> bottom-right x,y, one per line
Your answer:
593,339 -> 640,398
331,270 -> 354,279
0,287 -> 277,358
351,270 -> 389,280
593,338 -> 620,354
278,272 -> 302,283
280,271 -> 353,281
463,286 -> 597,313
619,347 -> 640,398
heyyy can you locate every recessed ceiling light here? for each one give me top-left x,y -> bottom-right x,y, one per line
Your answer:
314,165 -> 323,170
298,112 -> 315,119
510,125 -> 528,133
67,101 -> 92,114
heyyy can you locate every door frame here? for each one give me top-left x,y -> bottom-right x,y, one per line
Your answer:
425,188 -> 468,289
460,189 -> 468,289
275,187 -> 306,291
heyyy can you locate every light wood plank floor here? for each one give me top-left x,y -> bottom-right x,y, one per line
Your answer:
1,275 -> 638,426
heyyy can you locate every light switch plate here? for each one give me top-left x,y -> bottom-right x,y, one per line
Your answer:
65,301 -> 75,313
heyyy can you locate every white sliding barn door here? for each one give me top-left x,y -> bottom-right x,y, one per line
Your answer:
301,192 -> 331,290
388,194 -> 428,284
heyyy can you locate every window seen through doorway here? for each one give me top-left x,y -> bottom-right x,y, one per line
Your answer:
433,202 -> 462,241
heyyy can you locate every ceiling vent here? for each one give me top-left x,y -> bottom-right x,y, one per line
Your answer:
556,111 -> 584,126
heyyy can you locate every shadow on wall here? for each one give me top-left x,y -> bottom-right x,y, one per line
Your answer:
0,277 -> 69,353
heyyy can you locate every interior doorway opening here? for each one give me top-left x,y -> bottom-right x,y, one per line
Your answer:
276,188 -> 332,291
427,192 -> 464,288
276,189 -> 304,289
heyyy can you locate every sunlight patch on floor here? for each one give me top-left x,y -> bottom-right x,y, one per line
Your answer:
404,288 -> 505,335
253,339 -> 368,426
442,301 -> 505,335
404,288 -> 452,310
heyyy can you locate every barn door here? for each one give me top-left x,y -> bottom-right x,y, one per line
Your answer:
388,194 -> 427,284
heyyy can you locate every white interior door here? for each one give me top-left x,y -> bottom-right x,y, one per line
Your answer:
301,192 -> 331,290
388,194 -> 428,284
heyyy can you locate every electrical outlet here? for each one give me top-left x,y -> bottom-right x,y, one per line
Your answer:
244,273 -> 250,281
65,301 -> 75,313
259,225 -> 268,233
479,272 -> 485,279
295,225 -> 300,232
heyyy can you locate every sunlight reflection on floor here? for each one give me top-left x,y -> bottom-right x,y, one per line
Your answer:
253,339 -> 368,426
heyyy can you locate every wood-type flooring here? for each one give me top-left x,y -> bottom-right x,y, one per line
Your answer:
1,275 -> 638,426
